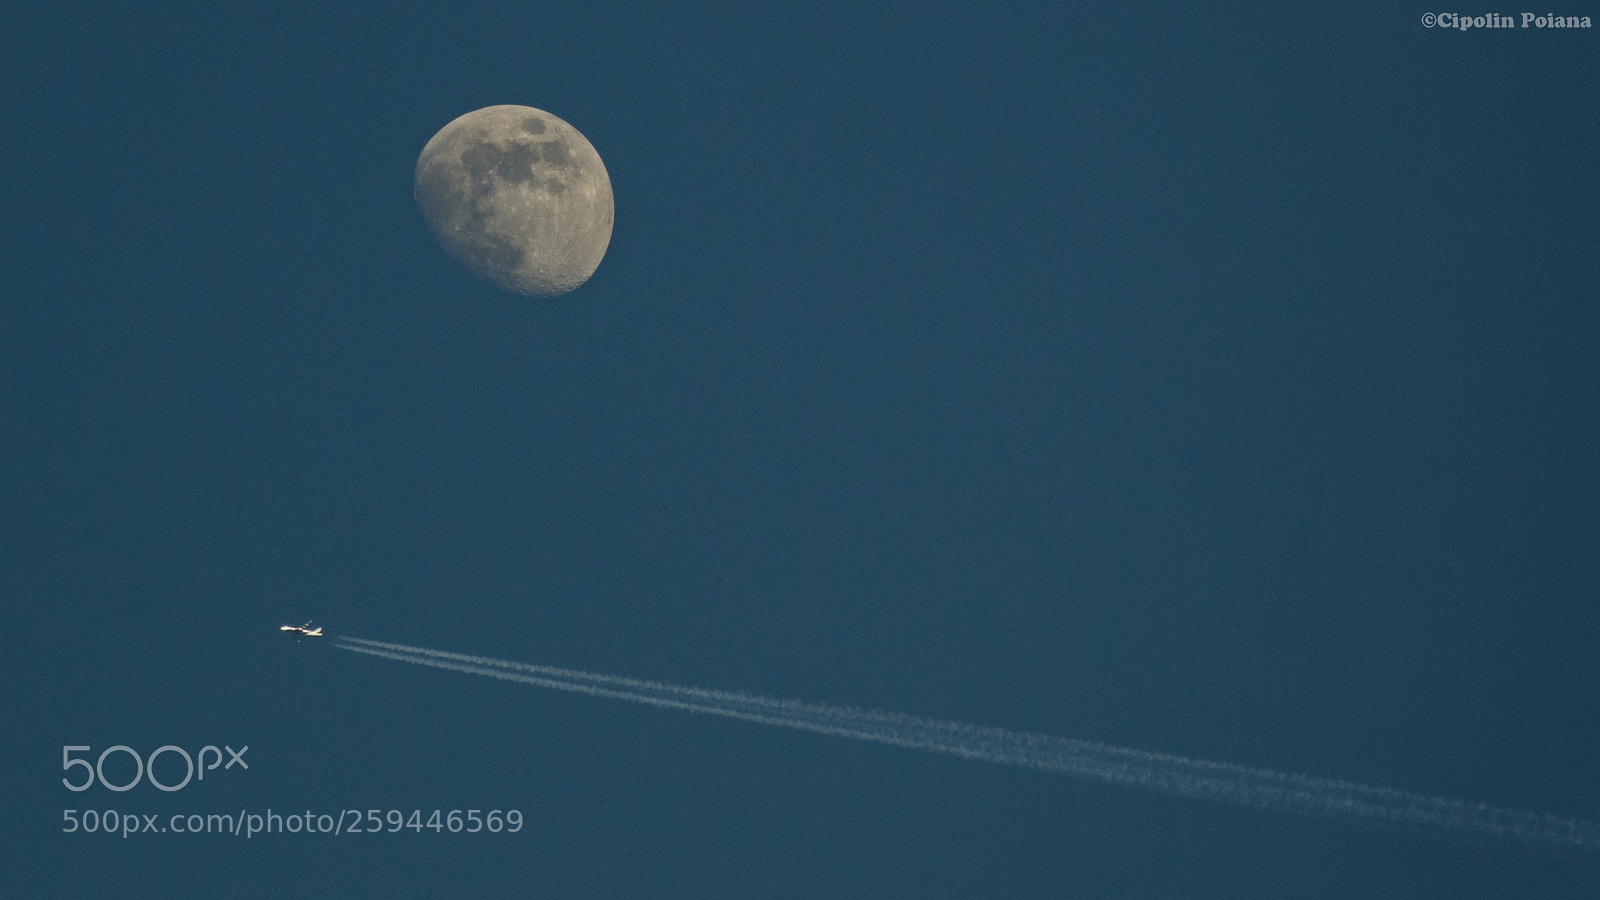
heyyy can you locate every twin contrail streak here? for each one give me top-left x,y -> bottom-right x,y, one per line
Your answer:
332,634 -> 1599,858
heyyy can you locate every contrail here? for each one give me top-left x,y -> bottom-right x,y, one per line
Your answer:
332,634 -> 1599,859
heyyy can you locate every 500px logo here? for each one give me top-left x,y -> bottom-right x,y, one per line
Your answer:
63,744 -> 248,792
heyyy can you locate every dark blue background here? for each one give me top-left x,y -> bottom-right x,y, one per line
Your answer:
4,1 -> 1597,896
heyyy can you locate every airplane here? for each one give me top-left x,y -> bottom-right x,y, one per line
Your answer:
280,621 -> 323,639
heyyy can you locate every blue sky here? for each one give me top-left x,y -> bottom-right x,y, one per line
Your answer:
3,2 -> 1598,896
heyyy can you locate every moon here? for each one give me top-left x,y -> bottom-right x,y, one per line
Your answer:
414,105 -> 614,297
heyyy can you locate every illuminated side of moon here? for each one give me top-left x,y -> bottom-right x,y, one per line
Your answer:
414,105 -> 614,297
